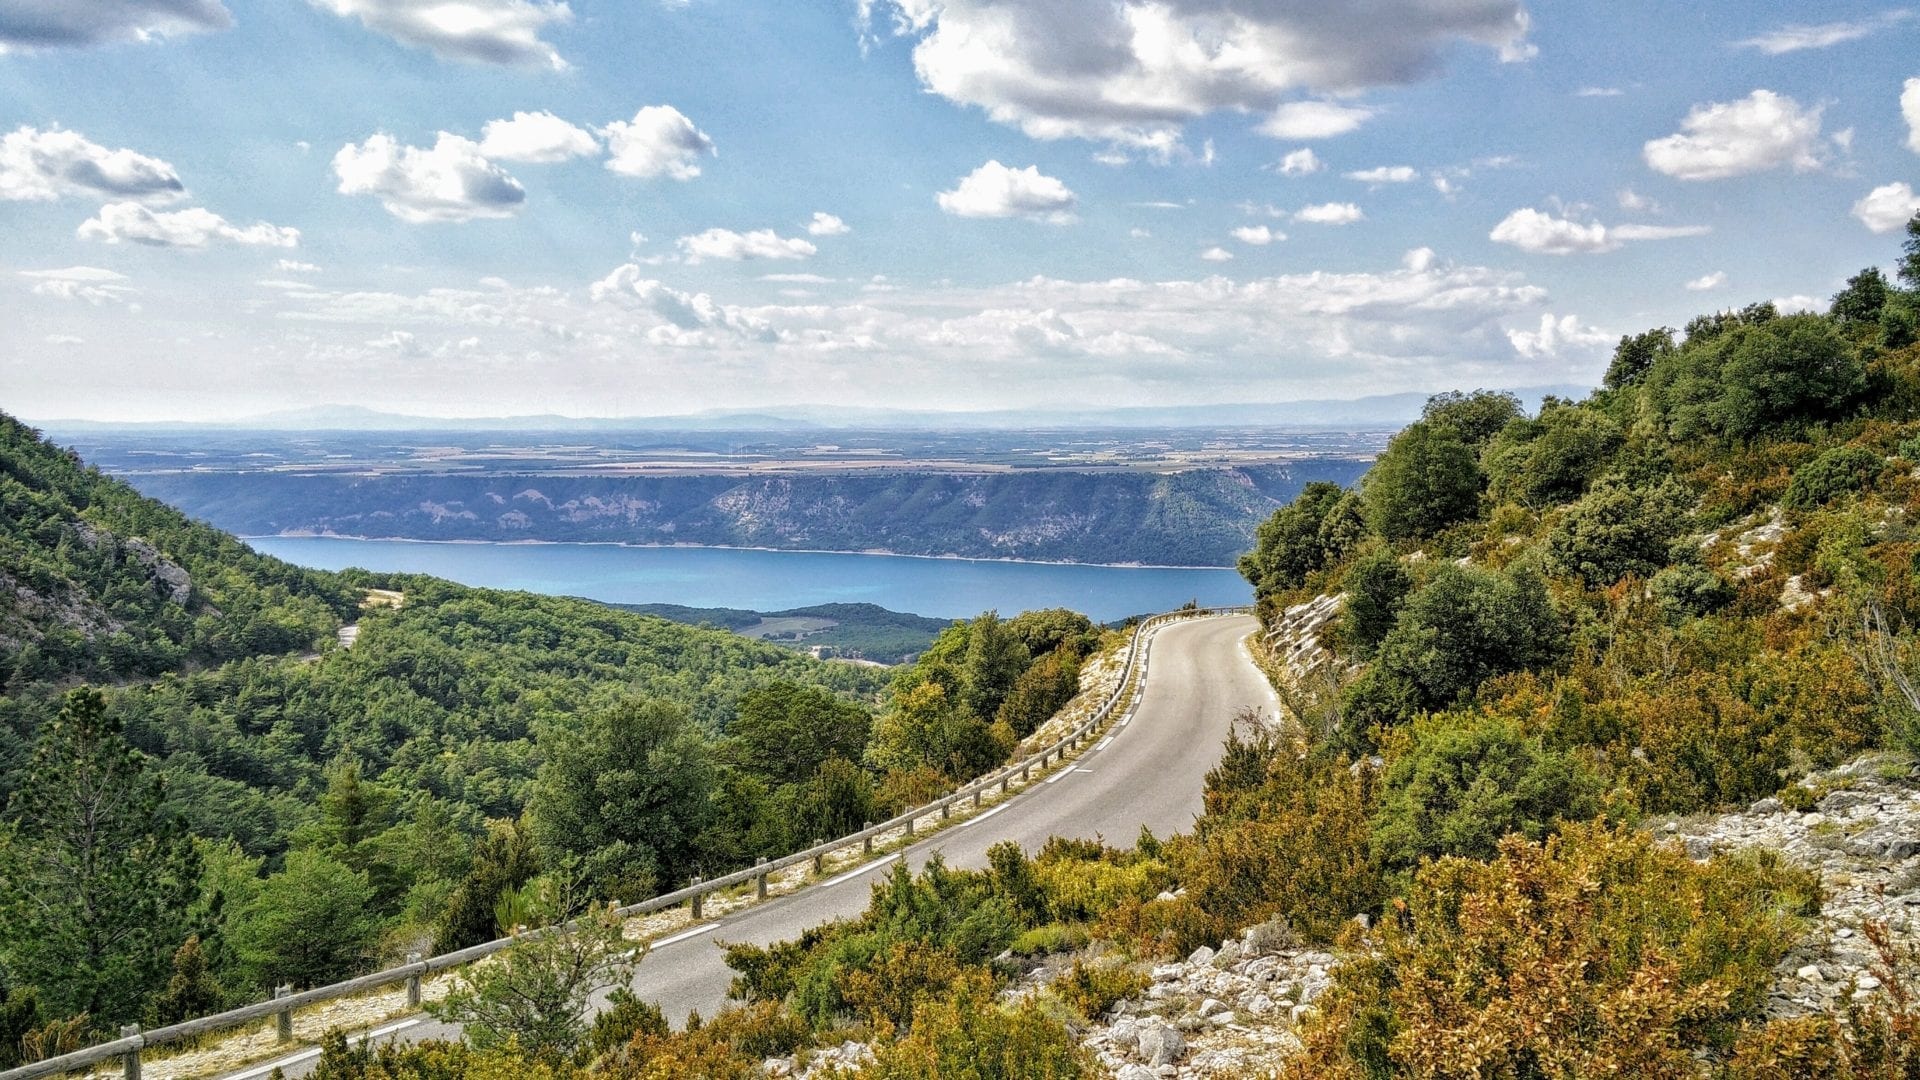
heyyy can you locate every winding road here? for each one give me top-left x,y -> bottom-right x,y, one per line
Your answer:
222,613 -> 1270,1079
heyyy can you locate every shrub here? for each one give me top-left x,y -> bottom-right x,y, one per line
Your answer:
1054,959 -> 1149,1020
1334,550 -> 1412,659
1650,564 -> 1736,621
1783,446 -> 1885,511
1546,479 -> 1692,587
1361,421 -> 1484,541
864,972 -> 1093,1079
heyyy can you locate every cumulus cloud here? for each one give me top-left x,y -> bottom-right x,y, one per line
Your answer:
276,259 -> 322,273
0,0 -> 231,50
78,202 -> 299,247
1733,11 -> 1913,54
1905,77 -> 1920,154
936,160 -> 1077,222
1853,182 -> 1920,232
806,212 -> 851,236
1275,147 -> 1323,176
590,263 -> 777,344
1346,165 -> 1418,183
1230,225 -> 1281,245
1507,313 -> 1609,359
1686,271 -> 1728,291
308,0 -> 571,70
1643,89 -> 1827,181
860,0 -> 1526,151
1200,246 -> 1234,262
0,125 -> 185,203
1490,207 -> 1710,255
1773,295 -> 1824,315
1260,101 -> 1375,140
677,228 -> 817,263
1294,201 -> 1364,225
18,265 -> 134,304
333,133 -> 526,223
478,110 -> 598,162
602,105 -> 715,180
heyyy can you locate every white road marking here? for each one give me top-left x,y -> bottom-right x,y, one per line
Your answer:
228,1019 -> 423,1079
1094,736 -> 1114,750
957,803 -> 1010,828
652,923 -> 718,949
821,853 -> 901,888
1046,768 -> 1072,783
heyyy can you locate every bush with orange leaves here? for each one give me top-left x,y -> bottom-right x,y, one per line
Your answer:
1284,822 -> 1819,1080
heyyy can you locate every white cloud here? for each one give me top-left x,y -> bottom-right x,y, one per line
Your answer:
1490,207 -> 1713,255
276,259 -> 322,273
1402,247 -> 1436,272
44,334 -> 84,346
1733,11 -> 1914,54
78,202 -> 299,247
1260,101 -> 1374,140
860,0 -> 1527,152
333,133 -> 526,223
761,273 -> 836,283
1773,294 -> 1824,315
1293,201 -> 1364,225
18,265 -> 134,305
590,264 -> 777,344
677,228 -> 817,263
1904,77 -> 1920,154
1576,86 -> 1623,98
806,212 -> 851,236
1616,187 -> 1659,213
1200,246 -> 1235,262
1686,271 -> 1728,291
1507,313 -> 1609,359
1643,89 -> 1826,181
0,125 -> 185,203
1275,147 -> 1323,176
1129,227 -> 1151,238
1491,207 -> 1611,254
308,0 -> 570,70
0,0 -> 230,50
602,105 -> 715,180
478,110 -> 598,162
1230,225 -> 1281,245
936,160 -> 1077,223
1345,165 -> 1417,183
1853,182 -> 1920,232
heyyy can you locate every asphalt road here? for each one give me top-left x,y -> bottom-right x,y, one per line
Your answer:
224,613 -> 1269,1079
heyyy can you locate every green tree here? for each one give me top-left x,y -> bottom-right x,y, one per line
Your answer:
309,756 -> 399,857
1421,390 -> 1523,446
866,683 -> 1010,780
1783,445 -> 1884,510
783,757 -> 878,846
0,688 -> 199,1024
229,849 -> 380,989
438,818 -> 539,952
1901,210 -> 1920,288
1369,712 -> 1601,873
1546,479 -> 1691,587
1604,328 -> 1675,390
1361,421 -> 1484,541
1831,267 -> 1892,327
958,614 -> 1030,723
1335,550 -> 1412,659
723,682 -> 872,788
149,935 -> 223,1026
1712,315 -> 1866,441
1003,609 -> 1098,659
525,698 -> 716,895
995,647 -> 1081,737
1484,402 -> 1625,508
1238,482 -> 1348,599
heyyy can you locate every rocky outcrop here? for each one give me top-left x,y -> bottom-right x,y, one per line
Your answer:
1260,593 -> 1344,685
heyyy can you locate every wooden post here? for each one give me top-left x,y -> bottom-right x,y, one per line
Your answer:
905,814 -> 915,837
863,825 -> 873,855
972,790 -> 981,808
274,985 -> 294,1042
119,1024 -> 141,1080
690,877 -> 703,920
813,846 -> 825,875
404,953 -> 423,1007
999,776 -> 1009,794
1021,764 -> 1030,781
756,858 -> 769,899
940,802 -> 950,820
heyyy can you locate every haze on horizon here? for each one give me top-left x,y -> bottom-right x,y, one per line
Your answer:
3,0 -> 1918,422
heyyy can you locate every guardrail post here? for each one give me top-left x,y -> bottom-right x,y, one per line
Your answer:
972,789 -> 981,808
274,985 -> 294,1042
406,953 -> 423,1007
690,877 -> 704,920
999,776 -> 1009,794
756,858 -> 769,899
813,845 -> 825,875
905,813 -> 915,837
119,1024 -> 141,1080
862,825 -> 874,855
940,801 -> 950,820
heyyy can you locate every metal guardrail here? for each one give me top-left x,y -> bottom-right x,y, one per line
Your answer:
2,606 -> 1251,1080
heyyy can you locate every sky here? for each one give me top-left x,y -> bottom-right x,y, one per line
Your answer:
2,0 -> 1918,422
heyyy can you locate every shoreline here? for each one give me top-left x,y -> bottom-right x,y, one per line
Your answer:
243,533 -> 1240,572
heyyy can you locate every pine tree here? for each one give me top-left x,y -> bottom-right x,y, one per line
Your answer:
0,689 -> 200,1026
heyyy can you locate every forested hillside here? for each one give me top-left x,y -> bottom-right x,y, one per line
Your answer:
123,461 -> 1371,566
0,415 -> 1112,1066
272,217 -> 1920,1079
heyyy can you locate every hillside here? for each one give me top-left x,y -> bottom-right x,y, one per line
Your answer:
120,462 -> 1372,567
614,602 -> 952,663
0,415 -> 1124,1063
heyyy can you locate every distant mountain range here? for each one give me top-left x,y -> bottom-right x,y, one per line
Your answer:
32,386 -> 1592,434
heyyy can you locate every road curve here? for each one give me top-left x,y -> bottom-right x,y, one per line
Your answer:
228,614 -> 1269,1079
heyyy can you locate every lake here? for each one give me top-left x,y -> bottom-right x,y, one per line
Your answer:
248,537 -> 1252,623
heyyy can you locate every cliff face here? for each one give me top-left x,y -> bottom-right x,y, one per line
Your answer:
126,461 -> 1373,566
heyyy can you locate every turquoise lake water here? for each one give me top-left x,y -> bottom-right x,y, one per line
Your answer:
248,537 -> 1252,623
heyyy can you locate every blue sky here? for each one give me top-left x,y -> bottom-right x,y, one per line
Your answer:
3,0 -> 1918,421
